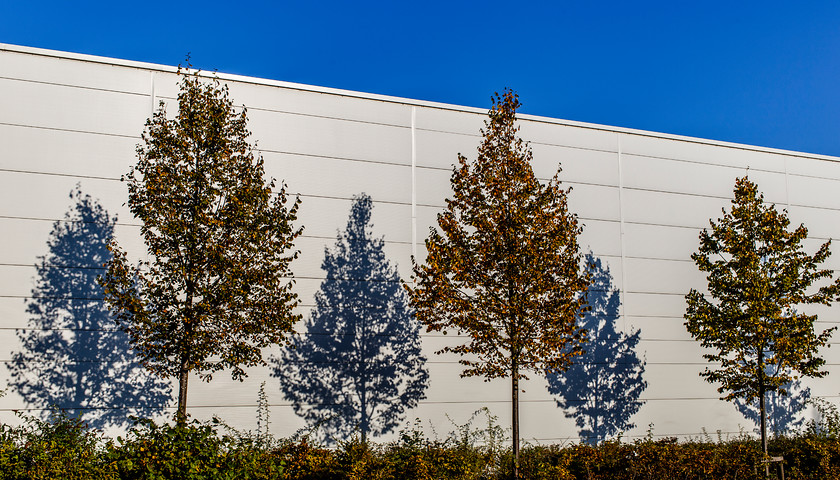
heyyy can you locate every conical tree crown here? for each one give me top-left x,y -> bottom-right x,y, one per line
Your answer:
410,89 -> 590,380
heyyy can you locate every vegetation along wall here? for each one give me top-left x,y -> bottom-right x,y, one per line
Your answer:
1,42 -> 839,443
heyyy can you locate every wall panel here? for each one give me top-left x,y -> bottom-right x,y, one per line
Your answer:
621,154 -> 787,204
578,219 -> 622,258
3,44 -> 840,442
1,50 -> 151,95
0,172 -> 130,221
263,152 -> 412,205
0,78 -> 148,137
414,128 -> 481,170
787,156 -> 840,181
413,105 -> 485,136
623,223 -> 700,261
623,257 -> 705,296
531,143 -> 620,186
247,108 -> 412,165
788,174 -> 840,211
787,205 -> 840,241
519,118 -> 618,152
567,182 -> 621,222
227,82 -> 412,128
620,132 -> 788,173
622,188 -> 730,229
0,124 -> 137,178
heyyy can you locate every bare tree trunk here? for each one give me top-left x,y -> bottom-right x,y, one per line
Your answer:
512,356 -> 520,480
177,142 -> 200,429
177,292 -> 194,427
760,386 -> 767,452
759,351 -> 768,478
177,321 -> 193,427
177,358 -> 189,427
175,296 -> 194,427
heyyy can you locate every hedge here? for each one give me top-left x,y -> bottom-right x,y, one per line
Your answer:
1,412 -> 838,479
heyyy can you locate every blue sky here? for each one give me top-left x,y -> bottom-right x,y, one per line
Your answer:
4,1 -> 840,156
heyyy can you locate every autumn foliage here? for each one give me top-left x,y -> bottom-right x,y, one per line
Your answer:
101,68 -> 303,424
2,410 -> 840,479
685,176 -> 840,454
406,89 -> 590,476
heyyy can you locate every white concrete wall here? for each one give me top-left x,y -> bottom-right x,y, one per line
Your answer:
1,43 -> 839,442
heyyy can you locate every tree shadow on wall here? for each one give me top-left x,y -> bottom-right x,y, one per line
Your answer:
734,375 -> 811,436
546,254 -> 647,444
272,193 -> 429,444
7,186 -> 170,429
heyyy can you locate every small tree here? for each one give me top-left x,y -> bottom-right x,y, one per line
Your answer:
101,68 -> 303,425
274,194 -> 428,443
547,254 -> 646,444
405,90 -> 590,478
685,176 -> 840,457
9,187 -> 169,428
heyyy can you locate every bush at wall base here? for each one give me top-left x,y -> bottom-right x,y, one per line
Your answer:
1,411 -> 839,479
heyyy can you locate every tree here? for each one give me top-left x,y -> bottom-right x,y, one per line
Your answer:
685,176 -> 840,458
405,90 -> 590,478
273,194 -> 428,443
8,187 -> 169,428
101,69 -> 303,425
547,254 -> 646,444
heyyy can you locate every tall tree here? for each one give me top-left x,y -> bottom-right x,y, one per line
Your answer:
685,176 -> 840,458
101,68 -> 302,425
547,254 -> 646,444
273,194 -> 428,443
8,187 -> 169,428
405,90 -> 590,478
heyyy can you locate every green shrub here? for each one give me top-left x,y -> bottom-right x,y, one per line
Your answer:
768,434 -> 840,479
501,445 -> 573,480
379,426 -> 487,480
274,438 -> 337,480
106,418 -> 228,480
222,435 -> 286,480
0,410 -> 116,480
422,440 -> 489,480
333,437 -> 387,480
0,422 -> 22,479
3,409 -> 840,479
104,417 -> 286,479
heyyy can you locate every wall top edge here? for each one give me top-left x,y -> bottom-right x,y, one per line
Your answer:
2,42 -> 838,164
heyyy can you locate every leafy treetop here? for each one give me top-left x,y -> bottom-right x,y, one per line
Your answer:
407,90 -> 590,382
685,176 -> 840,456
102,68 -> 302,422
686,176 -> 839,403
406,89 -> 591,479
